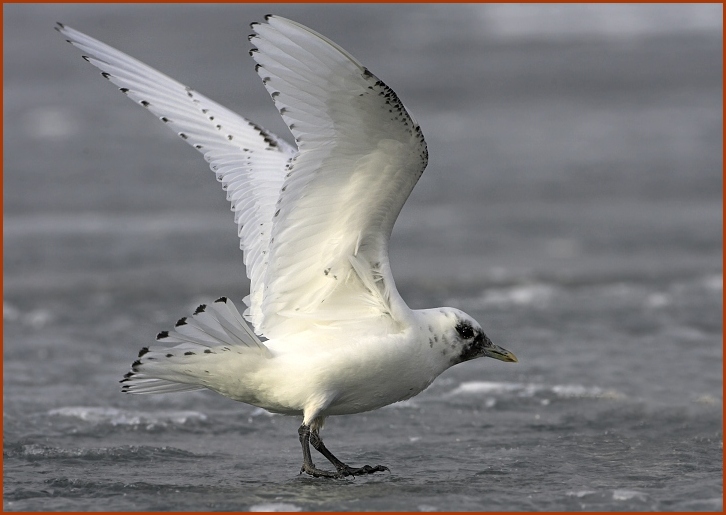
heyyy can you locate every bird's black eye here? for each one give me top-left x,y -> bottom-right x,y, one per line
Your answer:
456,322 -> 475,340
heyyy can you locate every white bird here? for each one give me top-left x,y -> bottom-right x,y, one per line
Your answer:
57,15 -> 518,478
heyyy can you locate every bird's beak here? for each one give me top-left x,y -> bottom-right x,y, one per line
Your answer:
482,344 -> 518,363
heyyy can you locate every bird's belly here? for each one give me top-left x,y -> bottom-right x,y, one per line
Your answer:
321,379 -> 427,416
212,335 -> 442,419
312,348 -> 438,417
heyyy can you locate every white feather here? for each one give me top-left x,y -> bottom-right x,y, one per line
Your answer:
249,17 -> 428,339
56,23 -> 294,333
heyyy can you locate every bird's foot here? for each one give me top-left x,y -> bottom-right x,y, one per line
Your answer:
300,462 -> 389,479
335,463 -> 389,477
300,462 -> 340,478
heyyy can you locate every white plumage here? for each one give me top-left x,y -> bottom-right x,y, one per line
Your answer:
57,16 -> 517,478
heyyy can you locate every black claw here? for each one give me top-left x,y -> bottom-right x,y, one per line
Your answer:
194,304 -> 206,315
215,296 -> 228,303
138,347 -> 149,357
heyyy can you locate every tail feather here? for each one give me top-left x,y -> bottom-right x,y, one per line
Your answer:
121,297 -> 269,394
121,378 -> 205,395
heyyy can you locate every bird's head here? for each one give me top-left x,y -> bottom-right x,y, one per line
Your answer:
424,308 -> 518,366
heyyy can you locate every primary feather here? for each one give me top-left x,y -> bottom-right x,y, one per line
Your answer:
249,17 -> 428,338
56,22 -> 293,336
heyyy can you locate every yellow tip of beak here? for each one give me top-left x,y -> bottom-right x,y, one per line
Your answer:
484,345 -> 518,363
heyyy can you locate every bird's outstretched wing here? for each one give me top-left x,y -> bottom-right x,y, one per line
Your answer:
55,23 -> 294,332
58,18 -> 428,340
249,16 -> 428,339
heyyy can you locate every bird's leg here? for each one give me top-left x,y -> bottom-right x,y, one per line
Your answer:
309,427 -> 389,477
298,424 -> 338,478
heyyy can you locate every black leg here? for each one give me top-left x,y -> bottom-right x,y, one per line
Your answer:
298,424 -> 339,478
298,424 -> 389,478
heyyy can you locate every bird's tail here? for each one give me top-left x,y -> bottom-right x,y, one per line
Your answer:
121,297 -> 270,394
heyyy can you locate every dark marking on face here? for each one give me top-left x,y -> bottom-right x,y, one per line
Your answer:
455,321 -> 475,340
458,331 -> 493,363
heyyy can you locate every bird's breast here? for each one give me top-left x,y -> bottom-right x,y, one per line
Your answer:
292,332 -> 442,416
